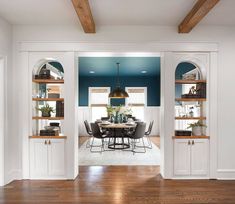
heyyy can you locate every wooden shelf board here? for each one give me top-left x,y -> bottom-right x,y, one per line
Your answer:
175,80 -> 206,84
32,117 -> 64,120
175,98 -> 206,101
32,79 -> 64,84
175,117 -> 206,120
29,136 -> 67,139
32,98 -> 64,101
172,136 -> 210,139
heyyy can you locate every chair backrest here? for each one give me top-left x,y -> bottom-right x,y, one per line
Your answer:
133,122 -> 146,139
90,123 -> 103,139
101,117 -> 109,121
146,121 -> 154,135
84,120 -> 92,135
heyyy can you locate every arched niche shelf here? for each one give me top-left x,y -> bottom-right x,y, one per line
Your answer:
31,58 -> 65,137
174,61 -> 207,136
32,58 -> 64,79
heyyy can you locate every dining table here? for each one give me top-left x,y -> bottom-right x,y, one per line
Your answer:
99,122 -> 136,150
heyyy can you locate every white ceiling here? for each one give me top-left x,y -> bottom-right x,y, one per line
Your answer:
0,0 -> 234,26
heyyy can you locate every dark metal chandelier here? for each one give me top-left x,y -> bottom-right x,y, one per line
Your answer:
109,63 -> 129,98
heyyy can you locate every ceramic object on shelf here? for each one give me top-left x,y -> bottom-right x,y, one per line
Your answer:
192,126 -> 202,136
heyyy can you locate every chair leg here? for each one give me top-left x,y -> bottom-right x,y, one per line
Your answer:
146,135 -> 153,149
86,137 -> 91,148
90,137 -> 104,153
132,138 -> 146,154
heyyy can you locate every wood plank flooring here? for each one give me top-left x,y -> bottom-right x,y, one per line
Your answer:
1,166 -> 235,204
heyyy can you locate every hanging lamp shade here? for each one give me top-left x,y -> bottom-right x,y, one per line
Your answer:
109,63 -> 129,98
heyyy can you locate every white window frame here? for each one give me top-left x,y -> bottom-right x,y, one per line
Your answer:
125,87 -> 147,121
88,87 -> 111,106
125,87 -> 147,107
88,87 -> 111,121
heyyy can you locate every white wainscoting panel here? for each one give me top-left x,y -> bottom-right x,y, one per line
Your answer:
78,107 -> 90,136
78,107 -> 160,136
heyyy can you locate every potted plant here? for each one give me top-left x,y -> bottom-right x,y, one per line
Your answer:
37,104 -> 54,117
187,120 -> 206,136
106,105 -> 114,118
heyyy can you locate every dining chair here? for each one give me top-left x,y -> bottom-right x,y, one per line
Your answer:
84,120 -> 92,148
90,123 -> 108,153
127,122 -> 146,154
145,121 -> 154,149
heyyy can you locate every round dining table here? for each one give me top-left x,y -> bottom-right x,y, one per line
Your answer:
99,123 -> 136,150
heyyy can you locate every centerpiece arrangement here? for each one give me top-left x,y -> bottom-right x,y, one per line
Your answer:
106,105 -> 132,123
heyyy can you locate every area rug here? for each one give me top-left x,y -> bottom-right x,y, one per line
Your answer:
79,138 -> 160,166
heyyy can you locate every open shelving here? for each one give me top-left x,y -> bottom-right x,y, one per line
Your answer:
174,68 -> 208,139
29,135 -> 67,139
32,79 -> 64,84
32,98 -> 64,101
31,72 -> 65,139
32,116 -> 64,120
175,116 -> 206,120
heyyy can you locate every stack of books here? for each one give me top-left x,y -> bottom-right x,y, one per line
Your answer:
56,101 -> 64,117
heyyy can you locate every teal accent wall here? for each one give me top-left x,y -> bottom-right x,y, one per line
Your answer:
79,76 -> 160,106
79,57 -> 160,77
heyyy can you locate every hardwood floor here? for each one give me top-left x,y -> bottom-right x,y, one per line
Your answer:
1,166 -> 235,204
79,135 -> 160,148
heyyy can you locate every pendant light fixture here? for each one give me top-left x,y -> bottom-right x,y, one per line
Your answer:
109,63 -> 129,98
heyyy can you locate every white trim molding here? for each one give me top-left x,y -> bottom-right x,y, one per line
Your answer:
217,169 -> 235,180
19,42 -> 218,52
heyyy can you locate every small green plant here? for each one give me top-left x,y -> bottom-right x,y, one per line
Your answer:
187,120 -> 207,129
106,105 -> 115,116
37,104 -> 54,117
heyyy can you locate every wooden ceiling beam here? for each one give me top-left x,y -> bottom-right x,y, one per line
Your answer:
178,0 -> 220,33
71,0 -> 95,33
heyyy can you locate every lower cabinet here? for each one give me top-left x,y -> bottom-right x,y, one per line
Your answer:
30,139 -> 66,179
174,139 -> 209,177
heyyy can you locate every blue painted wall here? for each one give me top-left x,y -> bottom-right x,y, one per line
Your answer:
79,76 -> 160,106
79,57 -> 160,77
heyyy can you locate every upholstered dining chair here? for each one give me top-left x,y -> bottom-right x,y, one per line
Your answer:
126,122 -> 146,154
90,123 -> 108,153
84,120 -> 92,148
145,121 -> 154,149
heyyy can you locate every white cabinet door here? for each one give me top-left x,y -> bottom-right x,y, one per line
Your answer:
191,139 -> 209,176
174,139 -> 191,176
30,139 -> 48,178
48,139 -> 65,177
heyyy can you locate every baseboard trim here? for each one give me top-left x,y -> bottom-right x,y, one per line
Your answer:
217,169 -> 235,180
5,169 -> 22,185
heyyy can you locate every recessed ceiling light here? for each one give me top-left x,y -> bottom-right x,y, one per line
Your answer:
89,71 -> 95,74
141,70 -> 147,74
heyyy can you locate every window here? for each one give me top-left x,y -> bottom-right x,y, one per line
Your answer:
125,87 -> 147,121
89,87 -> 110,121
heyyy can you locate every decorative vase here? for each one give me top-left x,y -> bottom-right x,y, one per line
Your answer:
189,110 -> 194,117
114,113 -> 119,124
192,126 -> 202,136
42,112 -> 51,117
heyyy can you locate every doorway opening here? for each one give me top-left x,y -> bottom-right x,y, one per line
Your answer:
77,53 -> 161,166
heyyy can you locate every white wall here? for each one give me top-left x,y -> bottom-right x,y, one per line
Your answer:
13,24 -> 235,178
0,17 -> 18,185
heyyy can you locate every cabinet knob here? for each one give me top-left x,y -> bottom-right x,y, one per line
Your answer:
188,140 -> 191,145
45,140 -> 47,145
192,140 -> 195,145
48,140 -> 51,145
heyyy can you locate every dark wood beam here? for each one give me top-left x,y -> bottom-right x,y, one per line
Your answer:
178,0 -> 220,33
71,0 -> 95,33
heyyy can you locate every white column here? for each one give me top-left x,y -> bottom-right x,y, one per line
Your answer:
160,52 -> 175,178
